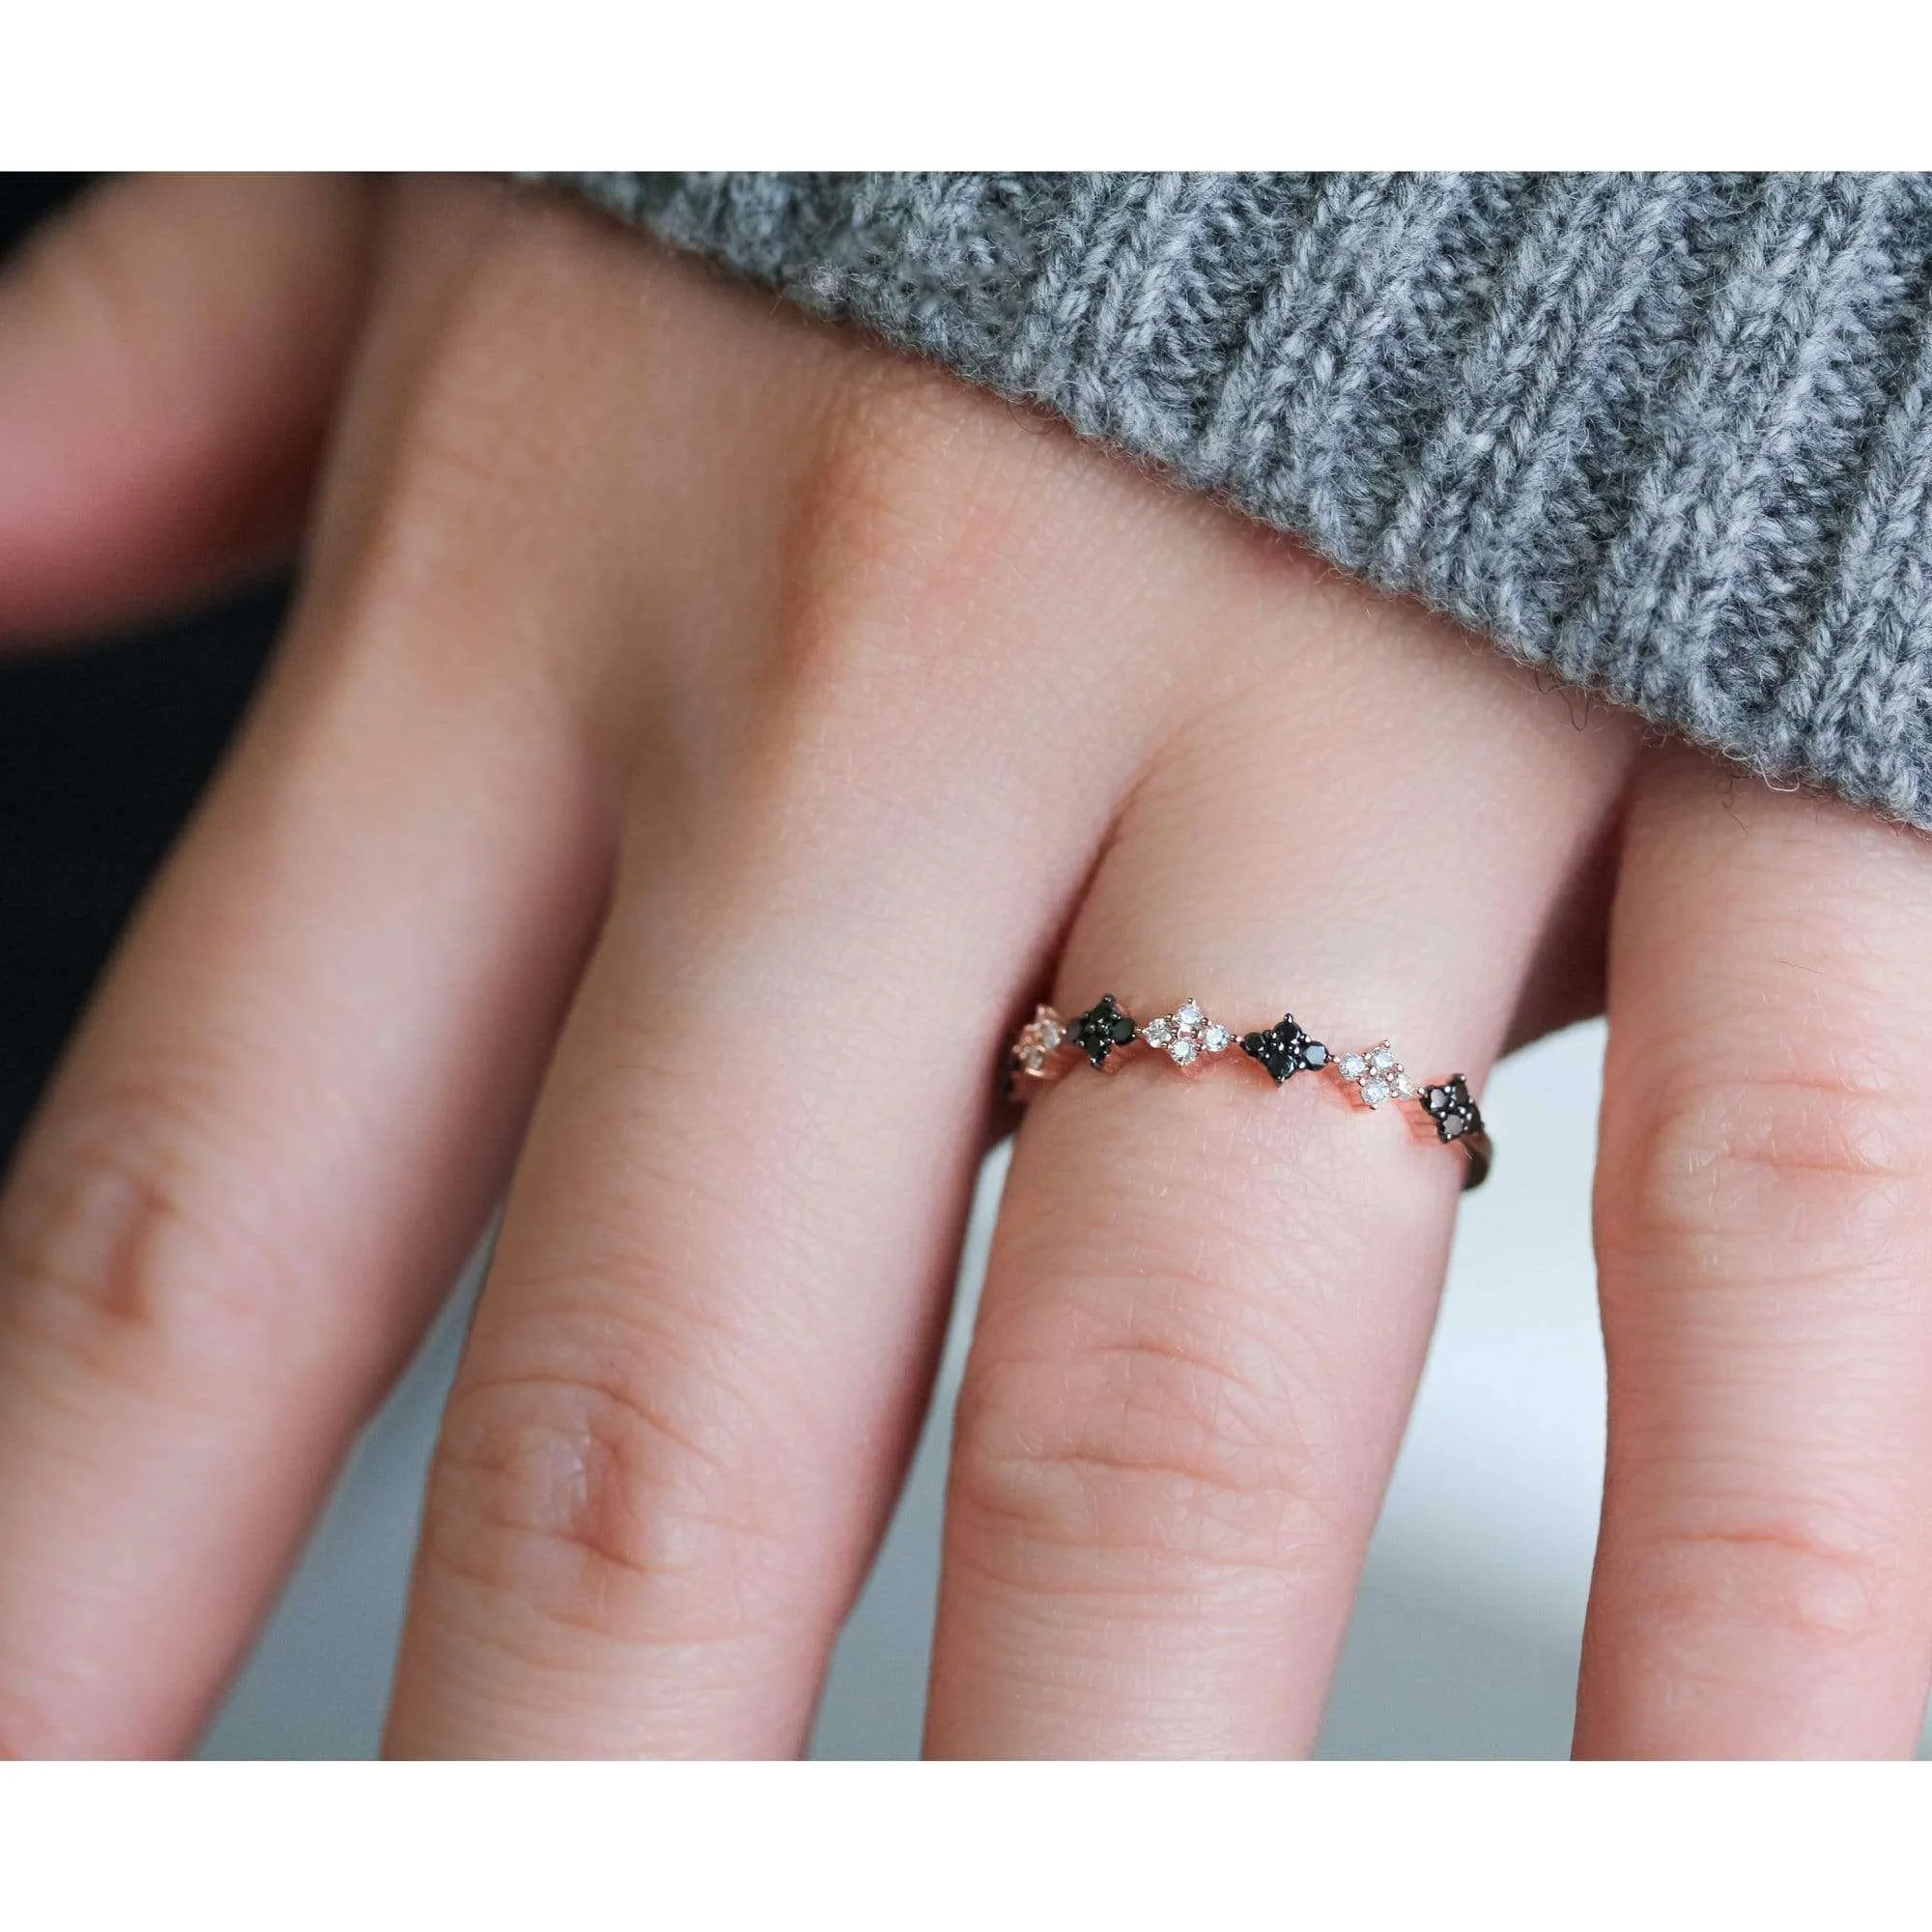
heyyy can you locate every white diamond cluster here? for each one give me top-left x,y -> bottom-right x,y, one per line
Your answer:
1141,999 -> 1234,1068
1336,1040 -> 1414,1109
1012,1006 -> 1065,1078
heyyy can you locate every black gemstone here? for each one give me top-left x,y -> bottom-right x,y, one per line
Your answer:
1072,994 -> 1137,1067
1240,1013 -> 1329,1086
1420,1075 -> 1482,1144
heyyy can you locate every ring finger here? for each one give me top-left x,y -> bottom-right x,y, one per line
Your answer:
927,579 -> 1636,1758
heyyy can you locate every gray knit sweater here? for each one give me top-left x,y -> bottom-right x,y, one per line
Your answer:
553,173 -> 1932,832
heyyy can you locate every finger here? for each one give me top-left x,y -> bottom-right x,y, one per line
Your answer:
0,172 -> 377,644
0,185 -> 612,1756
376,291 -> 1226,1755
924,572 -> 1638,1757
0,589 -> 603,1758
1577,748 -> 1932,1758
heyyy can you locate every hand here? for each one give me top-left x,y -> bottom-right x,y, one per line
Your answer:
0,174 -> 1926,1759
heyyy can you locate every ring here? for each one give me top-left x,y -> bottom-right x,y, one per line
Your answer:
1006,995 -> 1492,1190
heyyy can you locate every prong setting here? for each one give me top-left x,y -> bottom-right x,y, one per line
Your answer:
1142,998 -> 1234,1068
1336,1039 -> 1414,1109
1240,1012 -> 1329,1085
1071,994 -> 1138,1068
1011,1006 -> 1065,1078
1420,1074 -> 1483,1144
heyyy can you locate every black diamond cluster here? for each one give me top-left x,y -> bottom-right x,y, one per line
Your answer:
1420,1076 -> 1483,1144
1240,1013 -> 1329,1086
1071,994 -> 1137,1067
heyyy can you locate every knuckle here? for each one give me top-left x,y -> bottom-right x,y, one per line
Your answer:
0,1085 -> 282,1397
1605,1059 -> 1932,1283
768,365 -> 1045,703
949,1276 -> 1341,1587
425,1333 -> 791,1651
1631,1507 -> 1907,1654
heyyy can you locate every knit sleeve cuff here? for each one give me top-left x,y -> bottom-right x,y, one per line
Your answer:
547,172 -> 1932,832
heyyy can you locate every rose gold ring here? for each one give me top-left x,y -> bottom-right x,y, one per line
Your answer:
1006,994 -> 1492,1190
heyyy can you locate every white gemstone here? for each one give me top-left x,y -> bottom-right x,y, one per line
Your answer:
1361,1078 -> 1390,1107
1021,1047 -> 1046,1073
1393,1071 -> 1414,1097
1143,1016 -> 1174,1047
1201,1023 -> 1231,1053
1339,1053 -> 1367,1081
1038,1017 -> 1064,1049
1370,1045 -> 1396,1073
1175,1003 -> 1205,1034
1169,1037 -> 1200,1066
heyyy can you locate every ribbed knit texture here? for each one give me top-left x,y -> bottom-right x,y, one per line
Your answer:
551,173 -> 1932,830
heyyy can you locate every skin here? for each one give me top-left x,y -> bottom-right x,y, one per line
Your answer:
0,173 -> 1928,1759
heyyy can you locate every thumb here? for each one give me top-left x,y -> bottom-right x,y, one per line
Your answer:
0,172 -> 379,644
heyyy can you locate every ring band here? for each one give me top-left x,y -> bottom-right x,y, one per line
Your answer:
1007,995 -> 1492,1190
